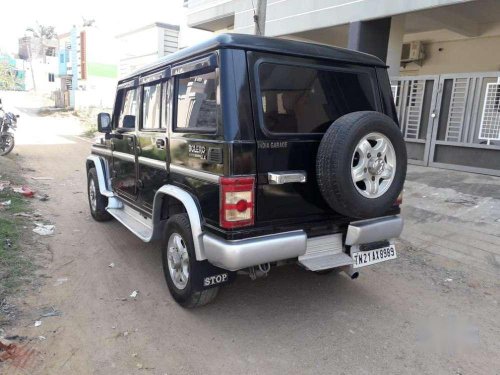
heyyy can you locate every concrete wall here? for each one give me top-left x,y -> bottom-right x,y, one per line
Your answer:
401,34 -> 500,76
24,58 -> 59,93
190,0 -> 474,36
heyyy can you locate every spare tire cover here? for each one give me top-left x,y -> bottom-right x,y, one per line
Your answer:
316,111 -> 407,219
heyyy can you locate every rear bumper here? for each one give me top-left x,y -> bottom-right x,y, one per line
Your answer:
345,215 -> 404,245
202,215 -> 403,271
203,230 -> 307,271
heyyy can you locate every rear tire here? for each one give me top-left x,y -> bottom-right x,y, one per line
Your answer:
162,214 -> 219,308
87,168 -> 112,222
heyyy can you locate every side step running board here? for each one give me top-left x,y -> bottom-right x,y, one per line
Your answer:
298,234 -> 353,271
107,206 -> 153,242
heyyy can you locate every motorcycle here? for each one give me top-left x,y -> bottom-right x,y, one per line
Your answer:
0,98 -> 19,156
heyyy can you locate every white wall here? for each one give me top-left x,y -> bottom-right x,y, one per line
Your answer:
24,57 -> 58,93
230,0 -> 473,36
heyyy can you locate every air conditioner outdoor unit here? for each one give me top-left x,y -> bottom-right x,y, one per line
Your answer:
401,41 -> 425,66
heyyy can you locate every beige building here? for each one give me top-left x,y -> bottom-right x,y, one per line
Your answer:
185,0 -> 500,176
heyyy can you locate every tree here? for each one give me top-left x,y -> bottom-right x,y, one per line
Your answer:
25,23 -> 57,61
0,61 -> 20,91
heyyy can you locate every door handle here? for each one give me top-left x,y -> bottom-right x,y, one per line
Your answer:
268,171 -> 307,184
156,139 -> 165,148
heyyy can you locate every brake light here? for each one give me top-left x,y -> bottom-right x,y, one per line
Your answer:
220,177 -> 255,229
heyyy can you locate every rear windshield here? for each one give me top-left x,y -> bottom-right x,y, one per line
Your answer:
258,63 -> 378,134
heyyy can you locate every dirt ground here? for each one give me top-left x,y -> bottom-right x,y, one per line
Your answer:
1,91 -> 499,375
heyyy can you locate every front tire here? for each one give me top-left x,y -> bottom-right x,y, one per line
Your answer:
87,168 -> 112,222
162,214 -> 219,308
0,134 -> 15,156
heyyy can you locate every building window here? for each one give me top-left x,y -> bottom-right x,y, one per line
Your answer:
118,88 -> 139,129
46,47 -> 56,57
174,70 -> 218,132
258,63 -> 377,134
48,73 -> 55,82
142,82 -> 163,129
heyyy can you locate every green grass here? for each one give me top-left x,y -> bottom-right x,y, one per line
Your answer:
81,123 -> 97,138
0,185 -> 33,305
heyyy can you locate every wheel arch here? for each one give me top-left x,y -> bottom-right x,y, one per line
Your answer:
86,155 -> 113,197
152,186 -> 206,261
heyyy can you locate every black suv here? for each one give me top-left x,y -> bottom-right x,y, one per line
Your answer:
87,34 -> 406,308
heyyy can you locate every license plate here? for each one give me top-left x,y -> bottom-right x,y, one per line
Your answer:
352,244 -> 397,269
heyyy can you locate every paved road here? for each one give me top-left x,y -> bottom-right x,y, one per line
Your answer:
2,92 -> 499,375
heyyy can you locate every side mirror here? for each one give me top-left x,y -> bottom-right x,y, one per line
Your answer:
97,112 -> 111,133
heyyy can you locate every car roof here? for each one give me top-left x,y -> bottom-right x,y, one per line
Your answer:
119,33 -> 386,83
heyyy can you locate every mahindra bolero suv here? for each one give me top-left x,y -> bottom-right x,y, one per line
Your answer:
87,34 -> 407,308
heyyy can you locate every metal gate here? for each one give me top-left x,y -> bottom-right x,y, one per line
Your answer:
391,72 -> 500,176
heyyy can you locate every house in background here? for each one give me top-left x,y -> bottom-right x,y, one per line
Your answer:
116,22 -> 180,78
185,0 -> 500,176
57,26 -> 119,109
18,35 -> 58,93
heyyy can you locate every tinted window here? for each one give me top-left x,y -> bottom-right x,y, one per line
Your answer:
142,82 -> 163,129
259,63 -> 377,134
175,70 -> 218,132
118,88 -> 139,129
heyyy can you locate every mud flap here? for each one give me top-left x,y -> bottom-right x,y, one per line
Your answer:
191,260 -> 237,291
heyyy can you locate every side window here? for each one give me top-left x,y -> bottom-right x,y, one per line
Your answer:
175,70 -> 218,132
142,82 -> 163,130
118,88 -> 139,129
258,63 -> 377,134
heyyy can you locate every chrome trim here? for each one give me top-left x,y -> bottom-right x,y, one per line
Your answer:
345,215 -> 404,246
268,171 -> 307,184
113,151 -> 135,162
138,156 -> 166,170
152,185 -> 206,260
170,164 -> 220,184
91,146 -> 112,157
203,231 -> 307,271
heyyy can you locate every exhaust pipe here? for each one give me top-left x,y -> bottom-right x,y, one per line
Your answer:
342,266 -> 359,280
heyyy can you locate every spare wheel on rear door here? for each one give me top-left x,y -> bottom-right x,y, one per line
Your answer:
316,111 -> 407,219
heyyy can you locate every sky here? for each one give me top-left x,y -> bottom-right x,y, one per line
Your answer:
0,0 -> 212,54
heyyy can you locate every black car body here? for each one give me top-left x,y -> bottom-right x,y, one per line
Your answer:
86,34 -> 406,307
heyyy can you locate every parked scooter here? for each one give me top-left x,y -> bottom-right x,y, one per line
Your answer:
0,99 -> 19,156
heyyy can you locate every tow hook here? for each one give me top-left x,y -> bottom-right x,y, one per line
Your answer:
248,263 -> 271,280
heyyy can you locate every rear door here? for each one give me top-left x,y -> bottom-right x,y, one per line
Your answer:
136,70 -> 170,213
247,52 -> 382,224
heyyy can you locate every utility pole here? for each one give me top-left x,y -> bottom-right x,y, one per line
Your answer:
253,0 -> 267,36
27,40 -> 37,92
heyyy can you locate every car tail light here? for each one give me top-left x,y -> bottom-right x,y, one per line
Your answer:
396,191 -> 403,205
220,177 -> 255,229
